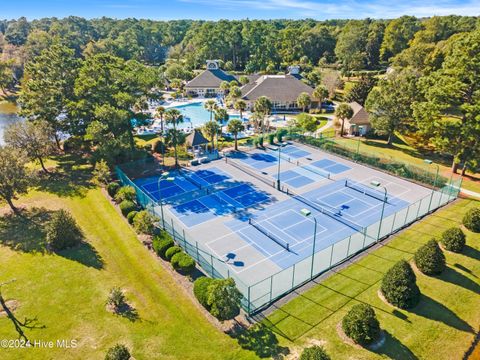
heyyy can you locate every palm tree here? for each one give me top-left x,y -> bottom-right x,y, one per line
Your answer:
253,96 -> 272,135
297,92 -> 312,113
234,100 -> 247,121
335,103 -> 354,137
203,121 -> 220,151
227,119 -> 245,151
204,100 -> 217,121
164,108 -> 184,167
155,106 -> 166,134
312,85 -> 328,109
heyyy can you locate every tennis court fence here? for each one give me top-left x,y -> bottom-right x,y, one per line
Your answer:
116,159 -> 461,315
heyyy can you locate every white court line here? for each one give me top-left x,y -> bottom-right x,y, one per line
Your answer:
357,175 -> 411,198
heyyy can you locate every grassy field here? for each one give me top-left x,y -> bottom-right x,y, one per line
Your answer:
0,158 -> 258,360
264,198 -> 480,359
334,136 -> 480,194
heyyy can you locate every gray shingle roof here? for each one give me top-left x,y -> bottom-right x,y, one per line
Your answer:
241,75 -> 314,103
186,129 -> 210,147
349,102 -> 371,125
186,69 -> 237,89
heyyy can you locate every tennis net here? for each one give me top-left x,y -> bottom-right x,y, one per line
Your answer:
287,189 -> 364,232
249,218 -> 290,251
185,174 -> 203,189
345,180 -> 387,202
225,156 -> 276,188
266,146 -> 295,164
298,162 -> 331,179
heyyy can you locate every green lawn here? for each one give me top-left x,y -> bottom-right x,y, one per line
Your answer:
265,199 -> 480,359
334,137 -> 480,194
0,159 -> 258,360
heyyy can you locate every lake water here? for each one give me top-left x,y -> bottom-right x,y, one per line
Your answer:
0,102 -> 22,145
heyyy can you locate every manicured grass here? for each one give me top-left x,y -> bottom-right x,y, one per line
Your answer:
0,161 -> 258,359
334,137 -> 480,194
265,199 -> 480,359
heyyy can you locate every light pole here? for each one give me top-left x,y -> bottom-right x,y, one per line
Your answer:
276,146 -> 282,190
157,172 -> 175,229
424,159 -> 439,212
370,181 -> 388,242
302,210 -> 318,278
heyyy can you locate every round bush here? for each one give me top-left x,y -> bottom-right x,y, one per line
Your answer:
165,245 -> 182,261
46,209 -> 83,251
105,344 -> 130,360
152,140 -> 165,154
126,211 -> 138,224
342,304 -> 380,346
107,182 -> 120,198
381,260 -> 420,309
463,207 -> 480,233
152,234 -> 174,258
300,345 -> 331,360
171,252 -> 196,274
414,239 -> 446,275
193,277 -> 215,309
119,200 -> 136,217
267,133 -> 275,145
441,227 -> 466,253
132,210 -> 156,235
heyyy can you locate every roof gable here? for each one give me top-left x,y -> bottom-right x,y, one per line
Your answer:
186,69 -> 237,88
186,129 -> 210,146
348,102 -> 370,125
241,75 -> 314,103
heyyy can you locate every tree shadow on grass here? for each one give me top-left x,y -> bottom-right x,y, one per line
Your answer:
439,266 -> 480,295
462,245 -> 480,262
32,153 -> 95,198
373,330 -> 418,360
411,294 -> 474,333
58,241 -> 104,270
230,322 -> 289,359
0,207 -> 53,253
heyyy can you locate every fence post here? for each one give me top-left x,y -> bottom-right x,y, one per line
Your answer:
346,236 -> 352,257
269,276 -> 273,302
291,264 -> 296,289
391,212 -> 397,233
329,244 -> 335,267
196,241 -> 200,260
247,286 -> 251,314
210,254 -> 214,276
171,219 -> 175,241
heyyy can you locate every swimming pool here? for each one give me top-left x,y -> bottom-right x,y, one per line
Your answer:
173,102 -> 241,129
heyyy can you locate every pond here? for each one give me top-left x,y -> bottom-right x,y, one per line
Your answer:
0,102 -> 23,145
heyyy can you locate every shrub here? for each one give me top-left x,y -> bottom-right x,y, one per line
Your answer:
152,233 -> 174,258
276,128 -> 287,143
126,211 -> 138,225
267,133 -> 275,145
105,344 -> 130,360
114,186 -> 136,203
207,278 -> 242,321
342,304 -> 380,346
193,277 -> 216,309
107,182 -> 120,198
119,200 -> 136,217
255,135 -> 264,148
165,245 -> 182,261
152,140 -> 165,154
300,345 -> 331,360
441,227 -> 466,253
46,209 -> 83,251
106,287 -> 126,311
93,159 -> 111,185
463,207 -> 480,233
414,239 -> 446,275
132,210 -> 157,235
381,260 -> 420,309
171,252 -> 196,274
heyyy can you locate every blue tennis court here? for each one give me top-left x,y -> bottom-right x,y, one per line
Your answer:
276,164 -> 331,188
279,144 -> 310,159
171,182 -> 272,227
225,179 -> 409,269
230,144 -> 311,170
312,158 -> 351,174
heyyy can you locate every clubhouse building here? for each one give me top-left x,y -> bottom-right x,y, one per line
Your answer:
185,61 -> 317,111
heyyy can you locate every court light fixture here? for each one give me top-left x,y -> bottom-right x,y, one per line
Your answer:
370,180 -> 381,187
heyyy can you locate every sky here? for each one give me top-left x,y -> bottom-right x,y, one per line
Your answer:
2,0 -> 480,20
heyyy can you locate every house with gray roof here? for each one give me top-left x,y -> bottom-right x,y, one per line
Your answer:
344,102 -> 372,136
185,60 -> 237,97
186,61 -> 316,111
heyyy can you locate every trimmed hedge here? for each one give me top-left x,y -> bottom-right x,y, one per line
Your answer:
300,345 -> 331,360
152,233 -> 174,258
267,133 -> 275,145
414,239 -> 446,275
107,182 -> 120,198
463,207 -> 480,233
165,245 -> 182,261
441,227 -> 466,253
119,200 -> 136,217
342,304 -> 380,346
193,277 -> 215,309
171,252 -> 196,274
114,186 -> 136,203
126,211 -> 138,224
381,260 -> 420,309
